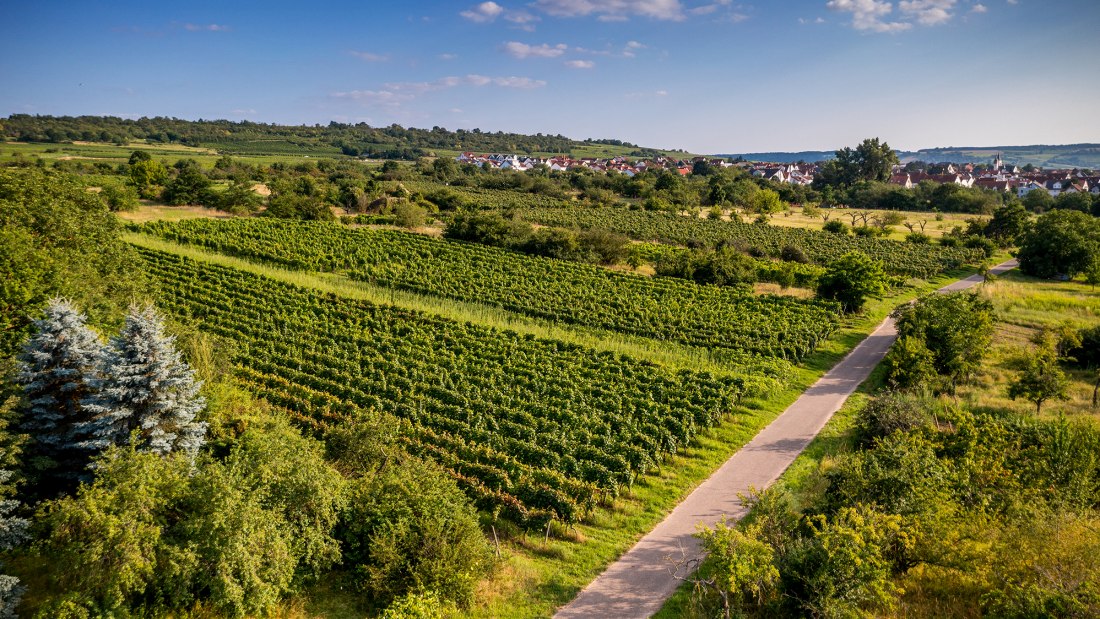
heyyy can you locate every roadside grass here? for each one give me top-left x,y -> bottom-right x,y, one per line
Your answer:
127,231 -> 973,618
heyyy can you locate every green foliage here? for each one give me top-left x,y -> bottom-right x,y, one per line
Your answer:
854,392 -> 933,446
815,138 -> 899,188
393,201 -> 428,228
0,168 -> 142,358
694,520 -> 780,614
1054,191 -> 1093,214
891,292 -> 995,392
379,590 -> 449,619
983,203 -> 1031,246
1022,188 -> 1054,213
883,335 -> 938,391
216,180 -> 263,215
800,506 -> 904,617
128,159 -> 168,199
162,160 -> 213,206
1007,340 -> 1070,414
99,182 -> 139,212
339,458 -> 493,608
816,252 -> 887,313
822,220 -> 848,235
1017,209 -> 1100,279
33,448 -> 193,614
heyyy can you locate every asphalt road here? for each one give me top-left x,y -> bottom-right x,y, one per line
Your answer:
554,259 -> 1018,619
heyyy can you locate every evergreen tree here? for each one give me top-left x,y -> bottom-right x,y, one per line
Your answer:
15,299 -> 105,492
82,305 -> 206,459
0,453 -> 28,619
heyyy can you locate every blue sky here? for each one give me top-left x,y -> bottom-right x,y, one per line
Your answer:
2,0 -> 1098,153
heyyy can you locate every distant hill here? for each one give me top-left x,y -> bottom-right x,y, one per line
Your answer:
0,114 -> 690,160
717,151 -> 836,164
719,143 -> 1100,169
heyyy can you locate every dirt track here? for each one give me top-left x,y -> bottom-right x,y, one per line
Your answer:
554,259 -> 1019,619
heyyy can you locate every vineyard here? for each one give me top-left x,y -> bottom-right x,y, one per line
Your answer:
516,207 -> 982,279
138,219 -> 841,360
137,247 -> 772,526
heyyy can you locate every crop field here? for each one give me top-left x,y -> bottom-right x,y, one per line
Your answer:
138,247 -> 765,526
138,219 -> 841,360
516,207 -> 983,279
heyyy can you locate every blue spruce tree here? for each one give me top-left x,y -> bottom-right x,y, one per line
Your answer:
15,299 -> 105,492
82,305 -> 207,459
0,453 -> 28,619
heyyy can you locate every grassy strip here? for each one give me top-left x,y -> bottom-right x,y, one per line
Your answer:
126,232 -> 773,378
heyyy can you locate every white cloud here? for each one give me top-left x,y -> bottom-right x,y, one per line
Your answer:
655,89 -> 669,96
438,53 -> 458,60
534,0 -> 687,21
504,10 -> 541,30
330,90 -> 415,106
230,108 -> 256,115
899,0 -> 956,25
183,23 -> 229,32
565,59 -> 595,68
971,3 -> 988,13
826,0 -> 912,32
461,1 -> 505,22
350,50 -> 389,62
1006,0 -> 1017,4
502,41 -> 568,58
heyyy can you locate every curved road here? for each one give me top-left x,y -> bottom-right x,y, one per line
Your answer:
554,259 -> 1018,619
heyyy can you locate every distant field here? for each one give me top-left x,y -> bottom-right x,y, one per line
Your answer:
765,206 -> 987,241
0,140 -> 344,168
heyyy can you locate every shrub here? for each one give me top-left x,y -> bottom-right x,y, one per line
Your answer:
338,458 -> 494,608
780,244 -> 809,264
822,220 -> 848,235
393,202 -> 428,229
816,252 -> 886,313
855,392 -> 932,446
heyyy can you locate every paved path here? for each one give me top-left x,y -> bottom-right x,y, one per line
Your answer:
554,259 -> 1018,619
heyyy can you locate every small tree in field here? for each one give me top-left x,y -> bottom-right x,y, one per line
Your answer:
816,252 -> 886,313
16,299 -> 105,492
82,305 -> 206,460
1008,339 -> 1069,415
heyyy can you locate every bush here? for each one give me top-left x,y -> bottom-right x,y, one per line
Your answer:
780,244 -> 809,264
100,183 -> 139,212
855,392 -> 932,446
1017,210 -> 1100,279
822,220 -> 848,235
393,202 -> 428,228
816,252 -> 886,313
338,458 -> 494,608
906,232 -> 932,244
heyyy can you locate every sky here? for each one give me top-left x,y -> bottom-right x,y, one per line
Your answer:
2,0 -> 1098,154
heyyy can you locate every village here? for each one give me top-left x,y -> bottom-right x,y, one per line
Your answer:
457,151 -> 1100,199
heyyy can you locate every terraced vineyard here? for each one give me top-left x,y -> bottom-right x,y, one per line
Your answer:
138,247 -> 768,526
516,207 -> 982,279
139,219 -> 841,361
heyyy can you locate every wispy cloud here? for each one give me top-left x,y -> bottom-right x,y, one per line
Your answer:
565,59 -> 595,68
899,0 -> 956,25
460,1 -> 505,22
182,23 -> 230,32
332,73 -> 547,107
827,0 -> 963,32
230,108 -> 257,115
502,41 -> 568,58
349,50 -> 389,62
533,0 -> 687,21
438,53 -> 458,61
971,3 -> 988,13
826,0 -> 911,32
